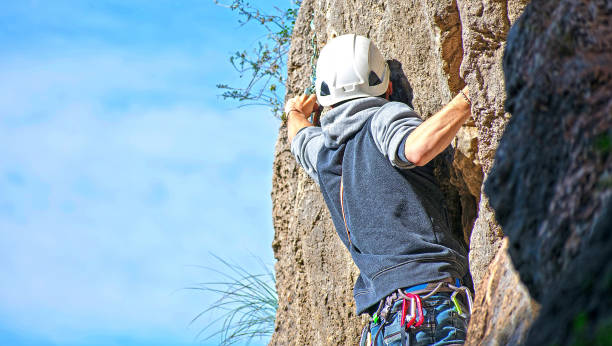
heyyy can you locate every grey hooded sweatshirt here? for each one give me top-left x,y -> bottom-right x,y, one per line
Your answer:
291,97 -> 469,315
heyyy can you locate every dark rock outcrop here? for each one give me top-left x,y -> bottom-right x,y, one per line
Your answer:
486,0 -> 612,344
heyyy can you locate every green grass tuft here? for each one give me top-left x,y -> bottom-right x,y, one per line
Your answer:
188,255 -> 277,345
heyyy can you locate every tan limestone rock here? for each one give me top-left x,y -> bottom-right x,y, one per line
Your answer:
270,0 -> 537,344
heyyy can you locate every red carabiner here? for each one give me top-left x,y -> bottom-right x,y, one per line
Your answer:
403,293 -> 424,328
414,294 -> 424,327
401,298 -> 407,327
401,296 -> 416,328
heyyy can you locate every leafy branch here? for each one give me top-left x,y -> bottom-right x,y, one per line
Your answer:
215,0 -> 301,117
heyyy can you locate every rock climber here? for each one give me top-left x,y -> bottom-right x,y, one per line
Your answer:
285,34 -> 474,345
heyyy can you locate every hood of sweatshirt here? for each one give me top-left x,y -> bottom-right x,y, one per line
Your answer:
320,97 -> 389,149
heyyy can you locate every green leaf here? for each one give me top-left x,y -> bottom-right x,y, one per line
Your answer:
215,0 -> 302,117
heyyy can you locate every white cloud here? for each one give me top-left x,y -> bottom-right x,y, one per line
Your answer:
0,40 -> 280,344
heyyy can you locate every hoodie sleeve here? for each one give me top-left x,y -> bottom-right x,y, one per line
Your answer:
290,126 -> 324,184
370,102 -> 423,169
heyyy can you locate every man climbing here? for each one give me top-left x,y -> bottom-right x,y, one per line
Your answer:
285,34 -> 473,345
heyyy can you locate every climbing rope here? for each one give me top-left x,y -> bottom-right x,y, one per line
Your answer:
304,18 -> 319,95
300,14 -> 322,125
282,13 -> 320,124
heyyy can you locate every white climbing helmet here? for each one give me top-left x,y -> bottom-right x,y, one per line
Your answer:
315,34 -> 390,107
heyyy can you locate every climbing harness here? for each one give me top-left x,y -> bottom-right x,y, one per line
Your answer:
361,280 -> 474,346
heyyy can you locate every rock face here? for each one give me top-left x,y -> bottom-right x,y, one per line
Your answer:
269,0 -> 542,344
487,0 -> 612,344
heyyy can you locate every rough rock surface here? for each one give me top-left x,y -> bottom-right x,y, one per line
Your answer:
486,0 -> 612,344
456,3 -> 541,344
270,0 -> 539,344
465,239 -> 539,346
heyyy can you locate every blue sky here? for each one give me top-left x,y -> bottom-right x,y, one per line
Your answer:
0,1 -> 291,345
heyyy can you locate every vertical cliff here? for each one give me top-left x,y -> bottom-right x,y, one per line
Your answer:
267,0 -> 607,344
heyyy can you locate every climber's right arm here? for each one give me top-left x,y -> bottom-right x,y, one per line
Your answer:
286,94 -> 317,143
286,94 -> 324,184
402,88 -> 472,166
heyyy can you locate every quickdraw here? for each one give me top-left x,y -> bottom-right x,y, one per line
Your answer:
304,16 -> 322,126
451,292 -> 463,315
282,11 -> 321,125
304,18 -> 318,96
